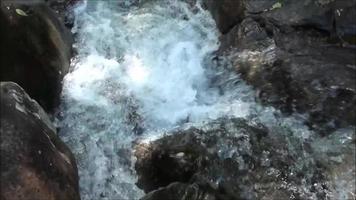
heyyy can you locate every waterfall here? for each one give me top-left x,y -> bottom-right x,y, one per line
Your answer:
58,0 -> 355,199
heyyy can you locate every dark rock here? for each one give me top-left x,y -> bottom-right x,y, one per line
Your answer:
215,0 -> 356,132
134,130 -> 205,192
46,0 -> 79,28
203,0 -> 246,34
257,0 -> 356,38
135,118 -> 329,200
47,0 -> 79,13
141,182 -> 216,200
0,0 -> 73,112
0,82 -> 80,200
219,17 -> 272,53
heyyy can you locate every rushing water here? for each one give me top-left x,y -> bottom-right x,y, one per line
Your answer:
58,0 -> 355,199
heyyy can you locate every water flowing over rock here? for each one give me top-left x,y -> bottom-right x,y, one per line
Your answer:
214,0 -> 356,132
135,118 -> 355,200
0,0 -> 73,112
0,82 -> 80,200
55,0 -> 355,199
58,1 -> 226,199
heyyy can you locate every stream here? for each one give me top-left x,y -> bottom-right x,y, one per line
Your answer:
57,1 -> 355,199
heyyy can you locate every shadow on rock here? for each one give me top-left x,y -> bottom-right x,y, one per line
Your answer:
207,0 -> 356,133
134,118 -> 345,200
0,82 -> 80,200
0,0 -> 73,112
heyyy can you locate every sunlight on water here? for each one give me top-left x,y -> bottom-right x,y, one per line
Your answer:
58,0 -> 355,199
59,1 -> 223,199
125,55 -> 149,84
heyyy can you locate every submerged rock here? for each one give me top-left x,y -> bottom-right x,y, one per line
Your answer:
0,82 -> 80,200
213,0 -> 356,132
135,118 -> 339,200
0,0 -> 73,112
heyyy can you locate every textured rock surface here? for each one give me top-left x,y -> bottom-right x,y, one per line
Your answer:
141,182 -> 216,200
0,82 -> 80,200
47,0 -> 79,28
134,118 -> 351,200
203,0 -> 245,34
0,0 -> 73,112
212,0 -> 356,132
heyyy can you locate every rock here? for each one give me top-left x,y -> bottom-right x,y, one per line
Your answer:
215,0 -> 356,132
134,131 -> 205,193
141,182 -> 216,200
257,0 -> 356,39
135,118 -> 330,200
219,17 -> 272,53
203,0 -> 245,34
46,0 -> 79,28
47,0 -> 79,13
0,82 -> 80,200
311,128 -> 356,199
0,0 -> 73,112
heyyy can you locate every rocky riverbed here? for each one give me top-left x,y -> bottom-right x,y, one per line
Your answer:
1,0 -> 355,200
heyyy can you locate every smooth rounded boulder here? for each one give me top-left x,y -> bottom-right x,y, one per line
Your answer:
0,0 -> 73,112
0,82 -> 80,200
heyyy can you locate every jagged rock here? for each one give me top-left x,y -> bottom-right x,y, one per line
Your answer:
0,82 -> 80,200
135,118 -> 330,200
215,0 -> 356,132
0,0 -> 73,112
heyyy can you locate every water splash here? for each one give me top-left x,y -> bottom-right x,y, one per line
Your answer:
58,0 -> 355,199
59,1 -> 223,199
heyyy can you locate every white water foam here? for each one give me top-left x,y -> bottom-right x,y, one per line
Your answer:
58,0 -> 355,199
59,1 -> 227,199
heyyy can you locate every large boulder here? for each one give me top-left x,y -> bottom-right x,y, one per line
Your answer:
0,82 -> 80,200
207,0 -> 356,40
0,0 -> 73,112
214,0 -> 356,132
135,118 -> 355,200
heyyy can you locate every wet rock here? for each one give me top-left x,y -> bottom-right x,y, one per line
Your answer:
46,0 -> 79,28
134,131 -> 205,192
0,82 -> 80,200
135,118 -> 329,200
141,182 -> 216,200
47,0 -> 78,13
203,0 -> 245,34
215,0 -> 356,132
311,128 -> 356,199
219,17 -> 272,53
257,0 -> 356,40
209,0 -> 356,39
0,0 -> 73,112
